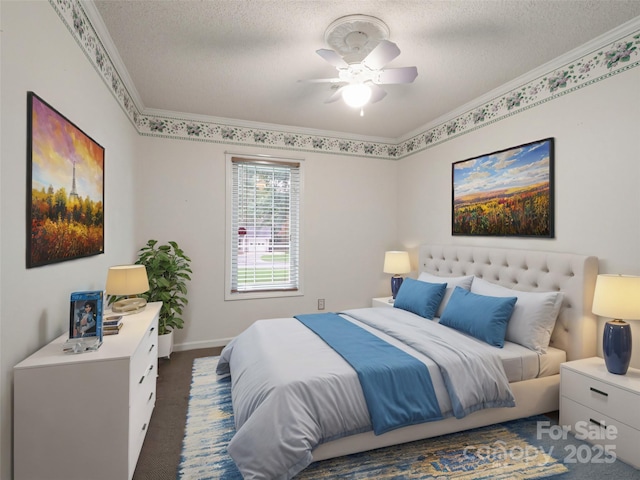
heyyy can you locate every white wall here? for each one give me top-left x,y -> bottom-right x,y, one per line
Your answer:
397,67 -> 640,365
2,2 -> 640,478
0,2 -> 140,477
134,136 -> 398,347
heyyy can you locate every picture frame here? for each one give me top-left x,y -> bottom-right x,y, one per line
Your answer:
27,92 -> 105,268
452,138 -> 554,237
69,290 -> 103,340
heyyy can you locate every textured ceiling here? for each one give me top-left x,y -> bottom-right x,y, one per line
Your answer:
93,0 -> 640,139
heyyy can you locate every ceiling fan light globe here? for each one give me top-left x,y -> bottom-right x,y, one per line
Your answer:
342,84 -> 372,108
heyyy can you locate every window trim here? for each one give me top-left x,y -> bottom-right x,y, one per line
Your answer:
225,153 -> 304,301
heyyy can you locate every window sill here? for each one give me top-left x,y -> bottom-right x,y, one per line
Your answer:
225,289 -> 304,301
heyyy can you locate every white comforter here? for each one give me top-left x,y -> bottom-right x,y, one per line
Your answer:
216,307 -> 514,479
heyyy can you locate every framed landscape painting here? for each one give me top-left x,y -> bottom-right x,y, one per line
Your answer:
27,92 -> 105,268
452,138 -> 554,237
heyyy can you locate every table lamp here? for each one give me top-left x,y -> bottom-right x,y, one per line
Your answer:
383,251 -> 411,299
592,274 -> 640,375
106,265 -> 150,314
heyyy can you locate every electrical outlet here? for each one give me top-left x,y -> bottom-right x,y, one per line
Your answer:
318,298 -> 325,310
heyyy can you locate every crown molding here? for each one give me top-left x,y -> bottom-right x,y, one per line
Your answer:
142,107 -> 395,144
82,0 -> 145,114
56,1 -> 640,160
398,14 -> 640,144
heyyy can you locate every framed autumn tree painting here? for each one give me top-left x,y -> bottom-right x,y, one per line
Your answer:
452,138 -> 554,237
27,92 -> 105,268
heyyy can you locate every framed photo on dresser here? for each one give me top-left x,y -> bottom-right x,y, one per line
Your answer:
69,290 -> 103,340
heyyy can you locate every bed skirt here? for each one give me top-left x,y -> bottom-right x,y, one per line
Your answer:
312,374 -> 559,461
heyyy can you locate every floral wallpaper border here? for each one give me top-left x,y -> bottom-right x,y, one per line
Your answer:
52,0 -> 639,160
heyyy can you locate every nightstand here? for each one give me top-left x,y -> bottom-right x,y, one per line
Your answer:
372,296 -> 394,308
560,357 -> 640,469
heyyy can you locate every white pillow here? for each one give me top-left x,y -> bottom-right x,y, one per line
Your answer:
470,277 -> 563,353
418,272 -> 474,318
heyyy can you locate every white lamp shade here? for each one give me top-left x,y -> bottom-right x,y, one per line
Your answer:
592,274 -> 640,320
105,265 -> 149,296
383,251 -> 411,275
342,84 -> 372,108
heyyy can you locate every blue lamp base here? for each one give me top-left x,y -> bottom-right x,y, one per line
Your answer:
603,320 -> 632,375
390,276 -> 404,299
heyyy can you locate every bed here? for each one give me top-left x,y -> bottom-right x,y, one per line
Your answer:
217,245 -> 599,479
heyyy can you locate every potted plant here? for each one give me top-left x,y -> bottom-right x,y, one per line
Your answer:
135,239 -> 192,358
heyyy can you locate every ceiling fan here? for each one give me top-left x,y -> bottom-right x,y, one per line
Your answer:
304,15 -> 418,112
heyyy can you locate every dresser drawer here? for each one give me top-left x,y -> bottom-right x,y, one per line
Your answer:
129,370 -> 155,440
131,360 -> 156,413
561,367 -> 640,430
130,321 -> 158,390
128,323 -> 157,452
129,386 -> 155,476
133,321 -> 157,366
131,344 -> 157,387
560,396 -> 640,469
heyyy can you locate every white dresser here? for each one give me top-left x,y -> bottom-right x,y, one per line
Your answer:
560,356 -> 640,469
14,302 -> 160,480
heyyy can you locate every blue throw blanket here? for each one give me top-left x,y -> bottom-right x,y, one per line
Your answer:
295,313 -> 443,435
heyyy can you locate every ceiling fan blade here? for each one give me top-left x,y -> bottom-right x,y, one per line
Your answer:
324,87 -> 345,103
316,48 -> 349,69
362,40 -> 401,70
376,66 -> 418,84
369,84 -> 387,103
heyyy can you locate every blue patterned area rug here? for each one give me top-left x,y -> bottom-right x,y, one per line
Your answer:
178,357 -> 638,479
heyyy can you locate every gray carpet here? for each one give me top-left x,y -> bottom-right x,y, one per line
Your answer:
133,347 -> 222,480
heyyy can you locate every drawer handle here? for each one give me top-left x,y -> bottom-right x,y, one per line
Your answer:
590,387 -> 608,397
142,423 -> 147,432
139,364 -> 155,384
590,418 -> 606,429
149,326 -> 155,334
148,343 -> 155,353
148,391 -> 154,402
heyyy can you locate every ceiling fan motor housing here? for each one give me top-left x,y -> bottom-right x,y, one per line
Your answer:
324,14 -> 390,64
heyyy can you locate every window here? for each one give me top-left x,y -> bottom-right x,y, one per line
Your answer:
226,154 -> 302,299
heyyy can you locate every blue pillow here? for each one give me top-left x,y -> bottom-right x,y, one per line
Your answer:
393,278 -> 446,319
439,287 -> 517,347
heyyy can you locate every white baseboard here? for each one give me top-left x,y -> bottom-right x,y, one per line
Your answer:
173,337 -> 232,352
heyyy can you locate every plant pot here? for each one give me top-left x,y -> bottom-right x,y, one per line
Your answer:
158,330 -> 174,359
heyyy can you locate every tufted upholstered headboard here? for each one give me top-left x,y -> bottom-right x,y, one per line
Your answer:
418,245 -> 599,361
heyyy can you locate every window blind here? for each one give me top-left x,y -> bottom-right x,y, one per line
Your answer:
230,157 -> 300,293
